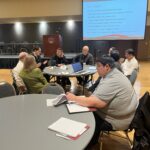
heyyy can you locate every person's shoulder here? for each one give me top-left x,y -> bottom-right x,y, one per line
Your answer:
76,53 -> 82,56
34,68 -> 42,73
133,57 -> 138,62
88,53 -> 94,57
122,59 -> 128,64
31,53 -> 35,57
113,67 -> 123,73
62,55 -> 67,59
19,69 -> 26,76
110,68 -> 123,77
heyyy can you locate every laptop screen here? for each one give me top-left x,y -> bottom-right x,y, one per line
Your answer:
72,62 -> 83,72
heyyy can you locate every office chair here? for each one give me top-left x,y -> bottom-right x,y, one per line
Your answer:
42,83 -> 65,95
129,69 -> 138,85
0,81 -> 16,98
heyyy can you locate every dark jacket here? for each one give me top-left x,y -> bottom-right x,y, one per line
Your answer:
73,53 -> 94,65
50,55 -> 68,66
130,92 -> 150,150
31,53 -> 47,70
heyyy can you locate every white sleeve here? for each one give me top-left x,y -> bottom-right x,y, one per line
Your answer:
12,69 -> 25,87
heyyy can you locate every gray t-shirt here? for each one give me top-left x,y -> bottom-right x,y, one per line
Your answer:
92,68 -> 138,130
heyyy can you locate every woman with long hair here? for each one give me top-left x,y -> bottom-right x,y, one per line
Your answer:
20,55 -> 48,93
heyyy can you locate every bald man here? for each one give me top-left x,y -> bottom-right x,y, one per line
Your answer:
74,46 -> 94,65
73,45 -> 94,84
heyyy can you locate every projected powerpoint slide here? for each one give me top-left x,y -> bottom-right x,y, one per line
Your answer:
83,0 -> 147,40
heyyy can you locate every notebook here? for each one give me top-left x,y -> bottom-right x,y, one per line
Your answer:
66,103 -> 96,114
48,117 -> 90,140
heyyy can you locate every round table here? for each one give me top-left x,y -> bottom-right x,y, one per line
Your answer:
0,94 -> 95,150
43,64 -> 97,77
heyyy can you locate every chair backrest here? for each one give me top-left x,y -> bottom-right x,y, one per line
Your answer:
130,92 -> 150,129
129,69 -> 138,85
0,81 -> 16,98
11,70 -> 28,95
42,83 -> 65,95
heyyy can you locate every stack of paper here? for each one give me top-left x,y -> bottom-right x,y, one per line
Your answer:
48,117 -> 89,140
46,94 -> 67,107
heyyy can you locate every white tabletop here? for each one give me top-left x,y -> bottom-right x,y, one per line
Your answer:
0,94 -> 95,150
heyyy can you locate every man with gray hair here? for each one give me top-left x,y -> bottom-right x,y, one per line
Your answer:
74,45 -> 94,65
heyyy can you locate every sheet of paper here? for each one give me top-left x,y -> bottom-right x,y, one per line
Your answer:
46,99 -> 56,107
48,117 -> 88,137
66,103 -> 90,113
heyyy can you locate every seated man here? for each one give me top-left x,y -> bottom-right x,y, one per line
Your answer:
121,48 -> 139,78
110,49 -> 123,72
31,47 -> 50,81
73,45 -> 94,84
66,55 -> 138,148
50,48 -> 71,86
31,47 -> 48,70
50,48 -> 68,66
12,51 -> 28,94
88,49 -> 122,93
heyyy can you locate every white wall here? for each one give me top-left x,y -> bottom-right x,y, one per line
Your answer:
0,0 -> 148,18
0,0 -> 82,18
0,0 -> 149,24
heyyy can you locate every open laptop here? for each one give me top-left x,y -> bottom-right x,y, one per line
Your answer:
71,62 -> 86,74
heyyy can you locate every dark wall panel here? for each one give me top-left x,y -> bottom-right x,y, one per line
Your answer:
0,21 -> 138,58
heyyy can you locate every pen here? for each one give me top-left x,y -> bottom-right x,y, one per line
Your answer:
56,133 -> 71,140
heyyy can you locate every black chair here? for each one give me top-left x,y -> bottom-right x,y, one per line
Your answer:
130,91 -> 150,150
0,81 -> 16,98
42,83 -> 65,95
